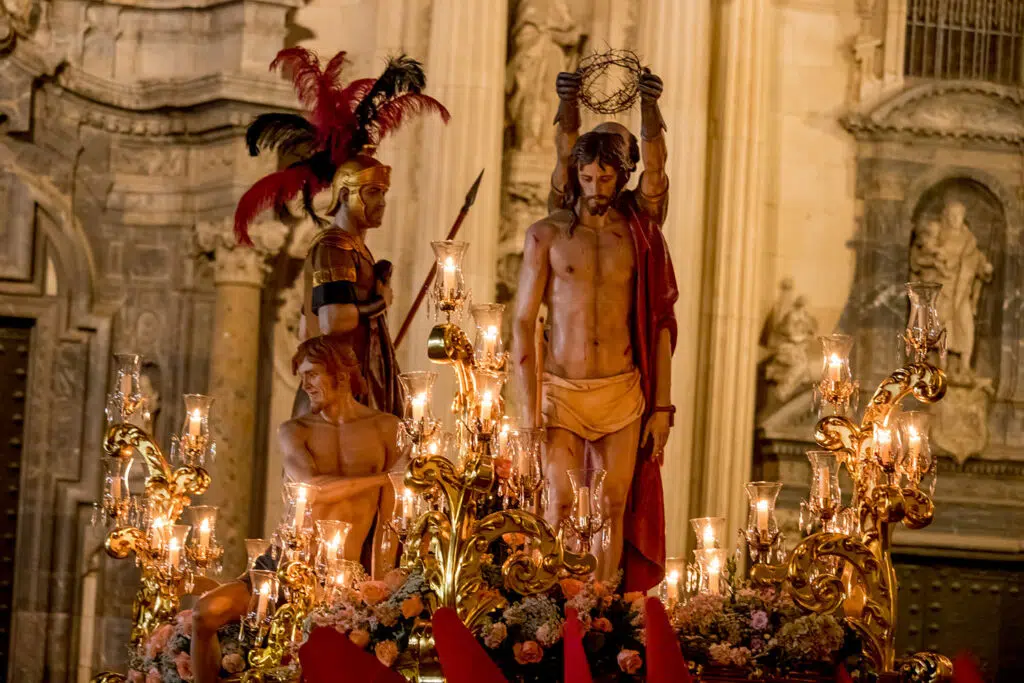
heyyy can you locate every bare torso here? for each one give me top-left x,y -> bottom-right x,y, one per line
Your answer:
542,208 -> 636,379
285,412 -> 398,559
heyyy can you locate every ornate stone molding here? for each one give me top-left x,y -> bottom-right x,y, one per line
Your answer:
195,217 -> 288,287
843,81 -> 1024,144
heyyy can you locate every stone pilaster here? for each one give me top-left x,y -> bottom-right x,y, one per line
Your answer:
637,0 -> 713,559
399,0 -> 507,372
694,0 -> 772,538
195,217 -> 287,573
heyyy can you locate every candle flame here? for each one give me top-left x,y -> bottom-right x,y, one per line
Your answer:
876,429 -> 891,445
297,487 -> 307,502
667,569 -> 680,583
412,394 -> 427,407
484,325 -> 498,341
907,425 -> 920,441
702,525 -> 715,547
709,556 -> 721,574
756,500 -> 769,513
200,518 -> 211,532
330,531 -> 341,549
259,581 -> 271,596
443,257 -> 456,272
427,441 -> 438,455
168,537 -> 179,551
828,353 -> 842,367
191,408 -> 202,420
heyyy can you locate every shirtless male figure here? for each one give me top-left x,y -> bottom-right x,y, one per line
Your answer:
191,336 -> 400,683
512,68 -> 677,589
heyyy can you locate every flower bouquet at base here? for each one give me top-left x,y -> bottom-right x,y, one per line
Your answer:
127,610 -> 253,683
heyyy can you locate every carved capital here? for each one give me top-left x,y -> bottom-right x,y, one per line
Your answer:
195,217 -> 288,286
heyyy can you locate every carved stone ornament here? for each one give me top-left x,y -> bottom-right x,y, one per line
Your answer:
195,216 -> 288,286
844,82 -> 1024,144
760,278 -> 819,403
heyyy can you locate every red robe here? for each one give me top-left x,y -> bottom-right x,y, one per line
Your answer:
622,195 -> 678,593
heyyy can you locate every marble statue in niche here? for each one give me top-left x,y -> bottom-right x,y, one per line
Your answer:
505,0 -> 584,152
910,188 -> 998,462
909,199 -> 994,382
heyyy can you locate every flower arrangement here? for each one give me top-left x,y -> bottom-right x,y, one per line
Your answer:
127,611 -> 251,683
672,585 -> 865,679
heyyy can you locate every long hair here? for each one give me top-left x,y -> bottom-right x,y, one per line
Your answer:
564,131 -> 635,233
291,335 -> 368,398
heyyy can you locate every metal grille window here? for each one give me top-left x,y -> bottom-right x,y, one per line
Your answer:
905,0 -> 1024,85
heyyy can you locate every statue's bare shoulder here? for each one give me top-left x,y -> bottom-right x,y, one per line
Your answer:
278,416 -> 312,442
526,209 -> 573,247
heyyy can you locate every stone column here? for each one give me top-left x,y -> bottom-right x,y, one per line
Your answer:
196,217 -> 287,572
694,0 -> 772,537
399,0 -> 507,372
636,0 -> 713,559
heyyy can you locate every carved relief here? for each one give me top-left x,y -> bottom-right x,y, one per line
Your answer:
761,278 -> 819,403
505,0 -> 583,153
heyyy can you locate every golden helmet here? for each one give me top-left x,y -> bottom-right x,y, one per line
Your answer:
326,154 -> 392,217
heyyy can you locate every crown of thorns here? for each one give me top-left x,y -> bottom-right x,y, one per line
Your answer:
576,49 -> 643,115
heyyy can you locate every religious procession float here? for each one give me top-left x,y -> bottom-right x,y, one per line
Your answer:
90,47 -> 976,683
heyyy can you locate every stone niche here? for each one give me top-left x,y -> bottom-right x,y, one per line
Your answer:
756,81 -> 1024,683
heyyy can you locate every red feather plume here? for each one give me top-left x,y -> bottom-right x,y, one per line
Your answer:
233,163 -> 329,245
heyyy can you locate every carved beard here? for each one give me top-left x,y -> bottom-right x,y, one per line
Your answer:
585,195 -> 613,216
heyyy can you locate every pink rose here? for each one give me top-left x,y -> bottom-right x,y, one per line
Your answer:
559,578 -> 585,599
357,580 -> 390,605
128,670 -> 144,683
483,622 -> 507,649
175,609 -> 193,638
617,649 -> 642,675
349,629 -> 371,649
709,643 -> 733,666
221,652 -> 246,674
592,617 -> 613,633
375,640 -> 399,667
144,623 -> 174,659
383,569 -> 408,592
174,652 -> 194,681
145,668 -> 161,683
513,640 -> 544,665
401,595 -> 425,619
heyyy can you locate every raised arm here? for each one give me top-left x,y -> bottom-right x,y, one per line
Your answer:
550,72 -> 582,212
512,222 -> 553,429
638,69 -> 667,201
278,421 -> 386,503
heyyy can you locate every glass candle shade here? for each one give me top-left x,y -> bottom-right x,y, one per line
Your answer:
166,524 -> 191,572
807,451 -> 841,517
315,520 -> 351,575
871,423 -> 900,473
284,483 -> 317,535
472,304 -> 506,370
103,454 -> 133,514
905,282 -> 945,362
177,394 -> 214,466
400,372 -> 437,423
819,334 -> 854,387
744,481 -> 783,547
431,241 -> 469,314
511,427 -> 544,507
472,369 -> 505,433
148,515 -> 171,556
696,548 -> 727,595
388,472 -> 418,531
188,505 -> 219,562
247,569 -> 280,627
566,468 -> 605,530
661,556 -> 686,605
107,353 -> 142,424
245,538 -> 272,570
690,517 -> 727,551
898,411 -> 933,486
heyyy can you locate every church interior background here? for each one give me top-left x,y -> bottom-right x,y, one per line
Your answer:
1,0 -> 1024,680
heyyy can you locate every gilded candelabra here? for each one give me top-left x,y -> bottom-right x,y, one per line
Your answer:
92,356 -> 219,683
751,282 -> 953,683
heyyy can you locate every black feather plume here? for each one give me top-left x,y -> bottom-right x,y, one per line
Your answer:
349,55 -> 428,154
245,113 -> 317,157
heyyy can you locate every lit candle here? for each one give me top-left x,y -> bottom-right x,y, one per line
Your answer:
827,354 -> 842,382
442,257 -> 457,298
326,531 -> 341,565
411,393 -> 427,422
577,485 -> 591,524
427,440 -> 439,456
168,537 -> 180,570
188,409 -> 202,437
483,325 -> 498,358
293,487 -> 307,530
702,525 -> 715,549
666,569 -> 680,603
906,426 -> 921,473
818,466 -> 830,505
256,581 -> 271,621
150,517 -> 167,552
876,429 -> 892,466
402,490 -> 415,521
498,425 -> 510,458
756,499 -> 770,535
480,391 -> 493,423
198,518 -> 211,552
708,556 -> 722,594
